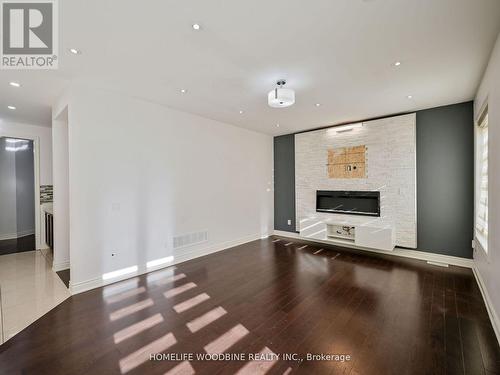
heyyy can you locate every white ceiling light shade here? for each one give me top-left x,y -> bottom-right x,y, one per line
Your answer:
9,82 -> 21,87
268,80 -> 295,108
69,48 -> 81,55
7,105 -> 16,110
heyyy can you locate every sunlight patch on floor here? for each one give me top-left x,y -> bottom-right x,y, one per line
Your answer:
119,332 -> 177,374
148,273 -> 186,287
164,282 -> 197,298
204,324 -> 249,354
110,298 -> 154,321
113,313 -> 164,344
163,360 -> 195,375
102,278 -> 139,298
186,306 -> 227,333
235,347 -> 278,375
106,287 -> 146,304
173,293 -> 210,313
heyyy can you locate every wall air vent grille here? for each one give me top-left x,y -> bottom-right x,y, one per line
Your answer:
173,231 -> 208,249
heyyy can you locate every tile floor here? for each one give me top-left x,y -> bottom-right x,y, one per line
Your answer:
0,250 -> 70,343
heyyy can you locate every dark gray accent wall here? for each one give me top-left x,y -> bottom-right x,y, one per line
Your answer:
273,101 -> 475,258
416,102 -> 474,258
274,135 -> 296,232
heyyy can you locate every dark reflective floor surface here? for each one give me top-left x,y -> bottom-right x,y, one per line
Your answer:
0,237 -> 499,375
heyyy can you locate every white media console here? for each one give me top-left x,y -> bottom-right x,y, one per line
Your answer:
299,217 -> 396,251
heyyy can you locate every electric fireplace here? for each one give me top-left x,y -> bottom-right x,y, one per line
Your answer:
316,190 -> 380,217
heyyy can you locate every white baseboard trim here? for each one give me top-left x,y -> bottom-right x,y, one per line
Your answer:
0,229 -> 35,241
52,260 -> 70,272
273,230 -> 473,268
70,232 -> 266,295
472,266 -> 500,346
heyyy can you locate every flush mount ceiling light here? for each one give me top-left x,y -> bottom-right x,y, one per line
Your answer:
9,82 -> 21,87
394,61 -> 401,66
268,80 -> 295,108
7,105 -> 16,110
239,110 -> 244,114
69,48 -> 81,55
407,95 -> 413,99
192,23 -> 201,30
180,88 -> 187,93
315,103 -> 321,107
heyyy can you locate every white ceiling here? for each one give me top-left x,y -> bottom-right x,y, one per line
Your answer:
0,0 -> 499,135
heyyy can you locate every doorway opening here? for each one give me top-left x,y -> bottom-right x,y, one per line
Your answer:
0,137 -> 36,255
0,129 -> 70,343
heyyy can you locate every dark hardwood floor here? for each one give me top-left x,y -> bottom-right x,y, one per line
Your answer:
0,237 -> 499,375
56,269 -> 71,288
0,234 -> 36,256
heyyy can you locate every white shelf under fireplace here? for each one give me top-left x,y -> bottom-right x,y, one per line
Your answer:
299,218 -> 395,251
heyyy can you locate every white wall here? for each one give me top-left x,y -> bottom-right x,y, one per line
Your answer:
52,110 -> 70,271
474,33 -> 500,339
295,114 -> 417,248
59,86 -> 273,292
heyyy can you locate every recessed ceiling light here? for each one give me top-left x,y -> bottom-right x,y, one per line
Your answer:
394,61 -> 401,66
69,48 -> 81,55
9,82 -> 21,88
276,123 -> 280,128
180,88 -> 187,93
315,103 -> 321,107
407,95 -> 413,99
239,110 -> 244,114
192,24 -> 201,30
7,105 -> 16,110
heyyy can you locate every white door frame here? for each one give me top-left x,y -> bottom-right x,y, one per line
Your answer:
0,133 -> 42,250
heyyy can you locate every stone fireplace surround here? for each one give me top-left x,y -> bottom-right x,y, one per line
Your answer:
295,113 -> 417,249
